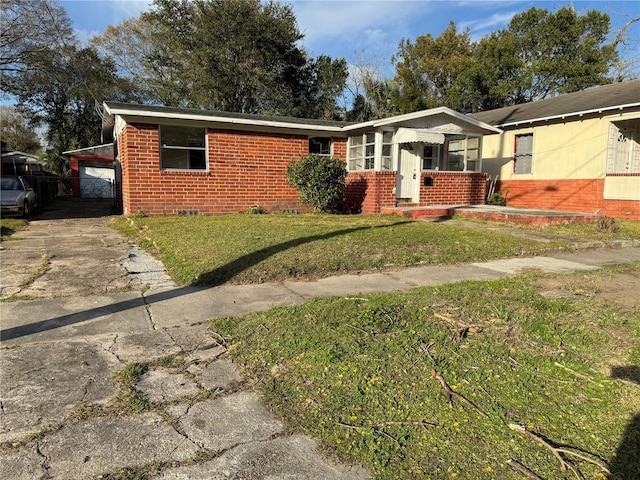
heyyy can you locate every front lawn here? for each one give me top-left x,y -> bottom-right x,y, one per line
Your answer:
112,214 -> 569,286
211,264 -> 640,479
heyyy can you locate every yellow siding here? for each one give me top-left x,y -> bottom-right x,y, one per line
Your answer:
482,117 -> 610,180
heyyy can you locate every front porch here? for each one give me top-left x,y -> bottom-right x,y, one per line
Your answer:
381,204 -> 601,227
344,170 -> 488,214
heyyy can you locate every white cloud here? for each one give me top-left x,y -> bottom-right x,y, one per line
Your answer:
290,1 -> 423,54
459,11 -> 517,35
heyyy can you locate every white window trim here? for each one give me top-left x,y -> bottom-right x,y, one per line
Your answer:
513,132 -> 534,175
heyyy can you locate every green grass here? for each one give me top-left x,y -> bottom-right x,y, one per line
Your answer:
0,218 -> 27,241
211,264 -> 640,479
112,214 -> 569,286
542,217 -> 640,241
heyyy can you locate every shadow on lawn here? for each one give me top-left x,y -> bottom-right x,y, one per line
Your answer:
0,222 -> 405,341
609,365 -> 640,480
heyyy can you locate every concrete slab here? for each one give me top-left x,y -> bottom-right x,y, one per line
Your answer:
550,248 -> 640,267
171,392 -> 283,451
164,324 -> 221,352
0,445 -> 45,479
0,340 -> 120,443
122,245 -> 176,289
187,359 -> 242,391
388,264 -> 511,286
284,272 -> 410,299
0,292 -> 151,346
147,284 -> 304,328
107,329 -> 182,363
137,370 -> 200,402
156,435 -> 370,479
472,256 -> 599,275
39,413 -> 200,478
185,345 -> 227,364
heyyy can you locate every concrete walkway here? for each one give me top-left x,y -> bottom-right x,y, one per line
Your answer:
1,202 -> 639,479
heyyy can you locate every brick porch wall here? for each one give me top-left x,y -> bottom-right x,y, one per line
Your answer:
118,124 -> 349,216
344,171 -> 397,214
419,171 -> 488,206
497,178 -> 640,220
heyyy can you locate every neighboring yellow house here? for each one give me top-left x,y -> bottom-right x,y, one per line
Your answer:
471,80 -> 640,220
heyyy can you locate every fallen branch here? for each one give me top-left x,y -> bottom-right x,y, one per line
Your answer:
432,371 -> 488,418
506,459 -> 542,480
509,424 -> 610,479
434,313 -> 483,341
554,362 -> 596,383
373,420 -> 438,428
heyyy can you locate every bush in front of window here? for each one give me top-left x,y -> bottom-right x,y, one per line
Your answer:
286,154 -> 347,213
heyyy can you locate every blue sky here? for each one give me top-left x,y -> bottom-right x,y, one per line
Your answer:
60,0 -> 640,78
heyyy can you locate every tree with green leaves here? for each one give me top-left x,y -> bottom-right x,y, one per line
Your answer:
452,6 -> 617,111
92,0 -> 347,118
0,105 -> 42,153
392,22 -> 473,113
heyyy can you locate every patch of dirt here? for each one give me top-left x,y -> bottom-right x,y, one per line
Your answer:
533,267 -> 640,308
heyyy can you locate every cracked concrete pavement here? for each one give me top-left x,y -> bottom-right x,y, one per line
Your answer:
1,199 -> 639,479
0,200 -> 368,479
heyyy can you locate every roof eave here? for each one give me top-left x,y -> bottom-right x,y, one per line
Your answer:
494,102 -> 640,128
103,103 -> 346,133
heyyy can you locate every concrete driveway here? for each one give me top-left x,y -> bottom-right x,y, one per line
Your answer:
0,200 -> 368,479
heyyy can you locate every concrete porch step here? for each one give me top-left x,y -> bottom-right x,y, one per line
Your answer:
381,204 -> 602,227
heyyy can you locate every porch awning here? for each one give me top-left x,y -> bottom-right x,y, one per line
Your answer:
394,127 -> 445,144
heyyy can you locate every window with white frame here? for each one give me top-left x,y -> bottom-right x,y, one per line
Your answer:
309,137 -> 332,156
381,131 -> 393,170
160,125 -> 207,170
348,132 -> 376,171
446,137 -> 465,171
465,136 -> 481,172
445,135 -> 482,172
514,133 -> 533,174
422,145 -> 439,170
607,121 -> 640,174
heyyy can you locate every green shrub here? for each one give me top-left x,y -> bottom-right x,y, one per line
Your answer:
486,192 -> 507,206
286,154 -> 347,213
247,205 -> 266,214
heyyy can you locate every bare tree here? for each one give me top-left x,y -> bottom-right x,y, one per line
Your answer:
0,0 -> 75,74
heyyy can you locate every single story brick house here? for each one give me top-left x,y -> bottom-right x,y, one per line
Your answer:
101,102 -> 501,216
470,79 -> 640,220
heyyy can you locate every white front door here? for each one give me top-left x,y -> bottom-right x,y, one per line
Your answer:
397,146 -> 419,202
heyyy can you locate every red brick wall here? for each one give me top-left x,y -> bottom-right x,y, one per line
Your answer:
497,178 -> 640,220
419,171 -> 488,206
344,171 -> 397,214
118,124 -> 350,216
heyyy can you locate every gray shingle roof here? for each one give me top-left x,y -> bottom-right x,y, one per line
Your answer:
469,80 -> 640,127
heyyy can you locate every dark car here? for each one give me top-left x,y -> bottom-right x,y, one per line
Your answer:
1,176 -> 37,218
